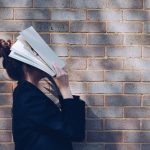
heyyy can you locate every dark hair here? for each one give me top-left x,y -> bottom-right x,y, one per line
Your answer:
0,39 -> 25,81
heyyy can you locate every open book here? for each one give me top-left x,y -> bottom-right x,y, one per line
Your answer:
9,26 -> 66,77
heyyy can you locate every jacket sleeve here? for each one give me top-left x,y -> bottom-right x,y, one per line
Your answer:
24,94 -> 85,142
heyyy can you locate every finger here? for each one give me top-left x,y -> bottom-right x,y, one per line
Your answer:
52,63 -> 62,77
53,65 -> 66,77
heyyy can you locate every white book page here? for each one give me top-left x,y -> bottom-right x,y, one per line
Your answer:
9,51 -> 55,76
20,26 -> 65,70
10,39 -> 49,68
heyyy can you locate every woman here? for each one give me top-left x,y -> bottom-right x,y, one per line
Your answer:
0,40 -> 85,150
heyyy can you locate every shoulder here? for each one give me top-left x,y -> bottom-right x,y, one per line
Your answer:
13,80 -> 42,103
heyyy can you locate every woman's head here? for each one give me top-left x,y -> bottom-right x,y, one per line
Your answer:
0,39 -> 47,81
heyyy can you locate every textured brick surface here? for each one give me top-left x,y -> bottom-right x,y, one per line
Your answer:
69,46 -> 105,57
87,10 -> 122,21
88,34 -> 123,45
88,59 -> 123,70
124,107 -> 150,118
34,0 -> 69,8
70,0 -> 107,8
0,144 -> 14,150
33,22 -> 69,32
15,9 -> 50,20
88,83 -> 122,94
107,22 -> 142,33
69,70 -> 103,81
0,0 -> 32,7
105,95 -> 141,106
0,8 -> 13,19
1,0 -> 150,149
87,131 -> 123,142
0,21 -> 32,32
51,33 -> 86,44
108,0 -> 143,8
124,132 -> 150,143
87,107 -> 123,118
124,83 -> 150,94
106,144 -> 140,150
106,46 -> 141,57
51,10 -> 86,20
105,119 -> 140,130
124,10 -> 150,21
70,21 -> 106,33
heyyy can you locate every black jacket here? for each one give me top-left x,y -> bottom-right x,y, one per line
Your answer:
12,80 -> 85,150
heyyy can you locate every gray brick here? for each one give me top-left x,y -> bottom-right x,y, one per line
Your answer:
105,71 -> 141,82
124,10 -> 150,21
143,96 -> 150,106
69,70 -> 103,81
87,10 -> 122,21
66,58 -> 87,69
0,131 -> 12,142
88,83 -> 122,94
34,0 -> 69,8
0,70 -> 11,81
125,107 -> 150,118
0,83 -> 12,93
0,0 -> 32,7
86,119 -> 103,130
70,82 -> 87,94
125,83 -> 150,94
71,0 -> 107,8
0,144 -> 14,150
0,119 -> 12,130
0,34 -> 12,44
0,108 -> 11,118
51,10 -> 86,20
142,71 -> 150,81
124,132 -> 150,143
144,0 -> 150,9
108,0 -> 143,8
88,59 -> 123,70
141,120 -> 150,130
33,22 -> 69,32
143,47 -> 150,57
107,46 -> 141,57
107,22 -> 142,33
87,107 -> 123,118
51,45 -> 68,56
105,119 -> 140,130
73,144 -> 104,150
88,34 -> 123,45
0,8 -> 13,19
0,21 -> 32,32
80,95 -> 104,106
15,9 -> 50,20
124,59 -> 150,70
0,94 -> 12,105
69,46 -> 105,57
70,21 -> 106,33
14,33 -> 50,44
144,22 -> 150,33
142,144 -> 150,150
106,144 -> 140,150
125,35 -> 150,45
51,33 -> 86,44
105,95 -> 141,106
87,131 -> 123,142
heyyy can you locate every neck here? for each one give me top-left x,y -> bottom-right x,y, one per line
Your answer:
25,73 -> 40,87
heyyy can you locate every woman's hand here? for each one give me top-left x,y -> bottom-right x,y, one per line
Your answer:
52,63 -> 73,99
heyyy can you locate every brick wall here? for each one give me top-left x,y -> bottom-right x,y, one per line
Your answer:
1,0 -> 150,150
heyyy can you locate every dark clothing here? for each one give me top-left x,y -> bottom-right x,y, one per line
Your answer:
12,80 -> 85,150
